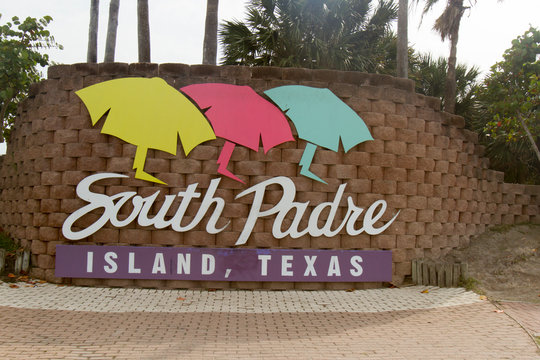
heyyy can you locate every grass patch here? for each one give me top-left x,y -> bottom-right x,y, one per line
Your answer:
489,224 -> 514,234
490,222 -> 540,234
459,276 -> 484,294
535,336 -> 540,346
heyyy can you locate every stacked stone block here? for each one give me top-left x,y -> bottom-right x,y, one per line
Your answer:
0,62 -> 538,289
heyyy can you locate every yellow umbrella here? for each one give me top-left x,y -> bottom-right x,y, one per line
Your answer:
76,77 -> 216,184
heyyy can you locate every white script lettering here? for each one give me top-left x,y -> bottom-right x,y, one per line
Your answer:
234,177 -> 400,245
62,174 -> 400,246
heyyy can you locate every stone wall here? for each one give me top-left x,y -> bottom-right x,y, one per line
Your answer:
0,62 -> 539,289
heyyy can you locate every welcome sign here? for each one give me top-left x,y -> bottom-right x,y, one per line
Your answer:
56,77 -> 397,282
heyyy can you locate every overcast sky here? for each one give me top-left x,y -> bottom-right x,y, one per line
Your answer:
1,0 -> 539,155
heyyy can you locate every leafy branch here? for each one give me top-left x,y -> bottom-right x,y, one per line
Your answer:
0,14 -> 62,142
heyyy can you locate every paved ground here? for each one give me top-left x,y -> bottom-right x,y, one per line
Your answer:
0,282 -> 538,359
499,301 -> 540,337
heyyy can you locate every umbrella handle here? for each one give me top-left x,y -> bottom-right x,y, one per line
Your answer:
299,142 -> 326,184
133,146 -> 147,171
133,146 -> 166,185
217,141 -> 245,184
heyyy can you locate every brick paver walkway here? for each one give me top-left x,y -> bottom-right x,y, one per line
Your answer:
0,283 -> 538,359
499,301 -> 540,336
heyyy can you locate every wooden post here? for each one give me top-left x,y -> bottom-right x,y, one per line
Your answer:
445,264 -> 452,287
0,249 -> 5,275
429,265 -> 437,286
460,263 -> 468,281
417,260 -> 423,285
14,250 -> 22,274
452,264 -> 461,287
412,259 -> 417,284
422,263 -> 429,285
436,264 -> 444,287
22,250 -> 30,273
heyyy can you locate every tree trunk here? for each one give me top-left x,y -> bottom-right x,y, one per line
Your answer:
518,111 -> 540,163
202,0 -> 219,65
444,30 -> 458,113
104,0 -> 120,63
137,0 -> 151,62
87,0 -> 99,63
0,97 -> 13,143
443,0 -> 463,114
396,0 -> 408,78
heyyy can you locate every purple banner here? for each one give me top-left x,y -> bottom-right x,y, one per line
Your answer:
55,245 -> 392,282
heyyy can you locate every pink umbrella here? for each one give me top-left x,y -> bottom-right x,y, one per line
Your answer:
181,83 -> 294,182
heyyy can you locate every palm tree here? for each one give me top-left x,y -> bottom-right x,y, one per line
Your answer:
410,53 -> 480,119
220,0 -> 398,73
416,0 -> 468,114
104,0 -> 120,62
87,0 -> 99,63
396,0 -> 408,78
483,135 -> 540,184
137,0 -> 151,62
203,0 -> 219,65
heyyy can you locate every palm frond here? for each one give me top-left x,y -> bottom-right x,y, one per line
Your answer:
219,0 -> 398,72
433,1 -> 465,40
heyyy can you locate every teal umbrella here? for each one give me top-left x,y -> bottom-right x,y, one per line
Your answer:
264,85 -> 373,183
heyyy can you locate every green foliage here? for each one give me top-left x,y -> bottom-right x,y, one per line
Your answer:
219,0 -> 398,73
0,230 -> 17,253
0,14 -> 61,142
482,27 -> 539,142
482,134 -> 540,184
488,224 -> 514,234
410,53 -> 481,119
476,27 -> 540,183
458,276 -> 482,293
